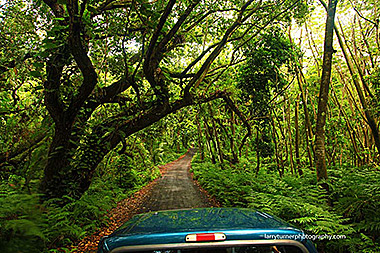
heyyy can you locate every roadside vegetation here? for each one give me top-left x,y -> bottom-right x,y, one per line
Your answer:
191,156 -> 380,252
1,123 -> 185,252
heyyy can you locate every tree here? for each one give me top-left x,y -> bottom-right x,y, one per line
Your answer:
237,27 -> 301,172
315,0 -> 339,182
0,1 -> 52,185
27,0 -> 310,201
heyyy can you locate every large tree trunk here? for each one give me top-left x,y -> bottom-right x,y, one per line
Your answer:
315,0 -> 338,182
37,0 -> 282,202
42,92 -> 228,201
40,126 -> 72,200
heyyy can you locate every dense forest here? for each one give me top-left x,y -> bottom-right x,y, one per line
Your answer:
1,0 -> 380,252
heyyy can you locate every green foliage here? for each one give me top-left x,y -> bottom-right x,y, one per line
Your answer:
257,133 -> 274,158
1,0 -> 379,252
43,178 -> 123,248
236,28 -> 302,160
330,167 -> 380,235
0,167 -> 160,252
370,68 -> 380,117
0,138 -> 166,252
111,153 -> 159,190
237,27 -> 300,117
0,186 -> 45,253
191,156 -> 380,252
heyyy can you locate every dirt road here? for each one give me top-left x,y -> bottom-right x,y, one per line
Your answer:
139,148 -> 213,212
72,149 -> 216,252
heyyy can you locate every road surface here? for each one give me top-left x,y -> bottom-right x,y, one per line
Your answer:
139,148 -> 214,212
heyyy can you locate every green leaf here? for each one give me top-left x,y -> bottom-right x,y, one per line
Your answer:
43,41 -> 59,49
30,71 -> 42,77
33,62 -> 44,68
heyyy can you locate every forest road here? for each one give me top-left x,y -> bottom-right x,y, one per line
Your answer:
138,148 -> 214,212
71,149 -> 218,252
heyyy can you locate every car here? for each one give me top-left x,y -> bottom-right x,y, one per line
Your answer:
97,208 -> 318,253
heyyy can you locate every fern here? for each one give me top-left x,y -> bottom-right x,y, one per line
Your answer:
0,189 -> 45,253
191,155 -> 380,252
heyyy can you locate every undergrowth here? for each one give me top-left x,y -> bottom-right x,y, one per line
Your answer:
0,144 -> 187,252
0,186 -> 45,253
191,155 -> 380,253
0,154 -> 161,253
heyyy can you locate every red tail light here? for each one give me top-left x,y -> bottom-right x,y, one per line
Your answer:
186,233 -> 226,242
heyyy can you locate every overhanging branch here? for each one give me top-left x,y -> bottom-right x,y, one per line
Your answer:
184,0 -> 258,96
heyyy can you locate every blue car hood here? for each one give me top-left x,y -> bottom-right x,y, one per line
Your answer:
100,208 -> 311,251
113,208 -> 298,236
